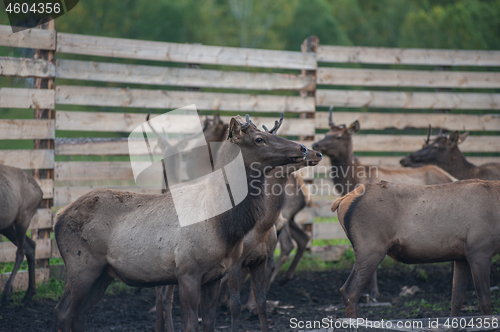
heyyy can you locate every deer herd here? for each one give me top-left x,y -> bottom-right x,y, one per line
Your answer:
1,106 -> 499,332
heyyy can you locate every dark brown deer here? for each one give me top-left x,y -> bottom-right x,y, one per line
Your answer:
157,116 -> 322,332
400,128 -> 500,180
53,115 -> 308,332
268,174 -> 316,285
331,179 -> 500,318
0,164 -> 43,305
225,144 -> 322,332
312,107 -> 456,298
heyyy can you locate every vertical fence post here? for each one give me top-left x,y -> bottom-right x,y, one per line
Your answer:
33,19 -> 55,270
300,36 -> 318,234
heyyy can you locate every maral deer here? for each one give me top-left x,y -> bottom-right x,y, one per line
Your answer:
54,115 -> 308,332
400,128 -> 500,180
156,115 -> 322,332
0,164 -> 42,305
268,174 -> 316,285
331,179 -> 500,318
312,107 -> 456,298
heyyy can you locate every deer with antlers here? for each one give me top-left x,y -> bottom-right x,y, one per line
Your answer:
400,126 -> 500,180
312,107 -> 457,299
54,114 -> 308,332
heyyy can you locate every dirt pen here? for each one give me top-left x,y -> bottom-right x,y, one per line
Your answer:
0,22 -> 499,325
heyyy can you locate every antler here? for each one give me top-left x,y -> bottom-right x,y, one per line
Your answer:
437,128 -> 443,137
426,124 -> 431,145
241,114 -> 254,131
262,113 -> 284,134
329,106 -> 335,127
146,112 -> 171,148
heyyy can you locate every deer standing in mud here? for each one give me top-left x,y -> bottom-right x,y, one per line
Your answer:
331,179 -> 500,318
268,174 -> 316,286
311,107 -> 456,299
54,114 -> 308,332
400,128 -> 500,180
0,165 -> 43,305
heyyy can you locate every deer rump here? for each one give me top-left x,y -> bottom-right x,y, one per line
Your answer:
332,179 -> 500,318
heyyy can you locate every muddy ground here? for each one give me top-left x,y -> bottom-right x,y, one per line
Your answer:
2,260 -> 500,332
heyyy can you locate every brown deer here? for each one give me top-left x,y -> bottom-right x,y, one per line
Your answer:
225,144 -> 322,332
331,179 -> 500,318
268,174 -> 316,286
311,107 -> 456,298
400,128 -> 500,180
53,115 -> 308,332
156,116 -> 322,332
0,164 -> 43,305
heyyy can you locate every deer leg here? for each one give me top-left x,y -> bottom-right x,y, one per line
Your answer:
281,219 -> 310,284
155,286 -> 166,332
368,271 -> 380,300
161,285 -> 176,332
228,265 -> 244,332
269,222 -> 293,285
54,265 -> 106,332
178,275 -> 202,332
468,256 -> 492,315
249,260 -> 270,332
219,278 -> 229,309
1,225 -> 27,305
23,236 -> 37,303
340,249 -> 387,318
71,271 -> 114,332
450,260 -> 470,317
265,252 -> 275,293
200,279 -> 221,332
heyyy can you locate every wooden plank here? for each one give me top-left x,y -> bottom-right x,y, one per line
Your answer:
317,67 -> 500,89
0,57 -> 55,78
55,138 -> 149,156
311,245 -> 350,261
313,134 -> 500,152
56,110 -> 315,136
0,239 -> 51,263
317,45 -> 500,67
51,239 -> 61,259
56,33 -> 317,70
0,119 -> 55,139
54,186 -> 162,206
0,150 -> 54,169
34,179 -> 53,199
56,59 -> 315,91
55,161 -> 134,181
0,268 -> 49,292
29,209 -> 52,230
316,89 -> 500,110
55,85 -> 315,112
312,222 -> 347,240
0,88 -> 55,109
0,25 -> 56,50
315,112 -> 500,131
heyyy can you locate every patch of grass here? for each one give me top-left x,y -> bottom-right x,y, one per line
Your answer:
105,280 -> 135,295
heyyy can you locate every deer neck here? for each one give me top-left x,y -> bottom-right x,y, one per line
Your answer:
328,147 -> 359,195
442,147 -> 477,180
254,168 -> 290,233
213,142 -> 266,247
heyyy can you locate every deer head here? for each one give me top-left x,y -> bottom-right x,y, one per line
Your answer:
400,130 -> 469,167
226,114 -> 307,172
312,119 -> 360,161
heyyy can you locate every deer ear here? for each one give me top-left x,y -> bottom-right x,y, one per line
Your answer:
213,113 -> 221,124
448,131 -> 460,144
228,117 -> 242,140
458,131 -> 469,144
347,120 -> 360,134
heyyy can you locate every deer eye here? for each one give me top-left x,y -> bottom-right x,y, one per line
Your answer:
336,136 -> 341,139
255,137 -> 264,143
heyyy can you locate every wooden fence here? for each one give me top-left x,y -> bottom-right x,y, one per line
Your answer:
0,25 -> 499,288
